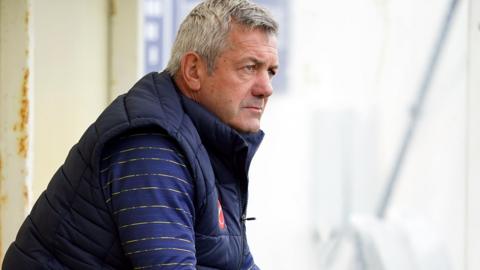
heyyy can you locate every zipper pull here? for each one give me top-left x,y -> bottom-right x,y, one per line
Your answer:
241,215 -> 256,222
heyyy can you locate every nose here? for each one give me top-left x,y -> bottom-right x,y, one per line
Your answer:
252,71 -> 273,98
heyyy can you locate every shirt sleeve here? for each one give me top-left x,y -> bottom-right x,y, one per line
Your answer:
100,128 -> 196,269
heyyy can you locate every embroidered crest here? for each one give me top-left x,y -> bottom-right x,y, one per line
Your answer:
217,199 -> 226,230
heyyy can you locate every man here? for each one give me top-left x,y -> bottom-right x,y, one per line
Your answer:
2,0 -> 279,269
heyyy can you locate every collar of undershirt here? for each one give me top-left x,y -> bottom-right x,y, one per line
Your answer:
178,88 -> 264,173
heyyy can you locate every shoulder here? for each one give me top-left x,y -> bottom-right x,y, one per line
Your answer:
100,127 -> 190,176
102,127 -> 182,158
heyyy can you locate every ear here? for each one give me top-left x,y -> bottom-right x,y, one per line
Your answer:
179,52 -> 206,91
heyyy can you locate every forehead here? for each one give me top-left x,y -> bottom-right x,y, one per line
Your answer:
223,25 -> 279,62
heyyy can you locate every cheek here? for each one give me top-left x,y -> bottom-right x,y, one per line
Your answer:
210,77 -> 251,114
222,97 -> 236,114
218,96 -> 241,120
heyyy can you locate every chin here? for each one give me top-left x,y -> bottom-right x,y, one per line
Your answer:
229,118 -> 261,133
237,125 -> 261,134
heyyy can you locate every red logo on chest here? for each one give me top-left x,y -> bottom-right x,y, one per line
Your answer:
217,199 -> 226,230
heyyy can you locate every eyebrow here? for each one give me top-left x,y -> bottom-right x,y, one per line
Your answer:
246,57 -> 279,69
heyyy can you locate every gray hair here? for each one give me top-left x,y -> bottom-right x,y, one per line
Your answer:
165,0 -> 278,76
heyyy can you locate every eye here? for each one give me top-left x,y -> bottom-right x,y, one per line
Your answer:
268,68 -> 277,78
244,64 -> 257,73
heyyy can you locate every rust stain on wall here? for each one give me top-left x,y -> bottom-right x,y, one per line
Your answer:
16,69 -> 30,158
23,183 -> 30,209
0,191 -> 6,261
0,155 -> 3,178
109,0 -> 118,17
17,136 -> 29,158
25,8 -> 29,26
0,155 -> 5,202
0,194 -> 6,205
0,154 -> 5,208
25,8 -> 30,58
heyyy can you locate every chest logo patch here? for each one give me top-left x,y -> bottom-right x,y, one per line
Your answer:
217,199 -> 226,230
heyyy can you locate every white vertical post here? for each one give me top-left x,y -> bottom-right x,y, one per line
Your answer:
0,0 -> 34,261
109,0 -> 142,100
467,0 -> 480,269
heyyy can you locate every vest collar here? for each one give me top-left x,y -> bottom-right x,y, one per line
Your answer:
175,80 -> 264,172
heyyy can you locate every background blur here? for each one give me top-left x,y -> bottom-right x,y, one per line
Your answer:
1,0 -> 479,269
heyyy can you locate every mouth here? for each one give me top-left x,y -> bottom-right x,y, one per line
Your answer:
244,106 -> 263,113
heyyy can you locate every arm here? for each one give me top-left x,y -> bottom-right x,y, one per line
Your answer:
100,129 -> 196,269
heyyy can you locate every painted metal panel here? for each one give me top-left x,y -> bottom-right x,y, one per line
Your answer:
31,0 -> 110,202
141,0 -> 289,93
0,0 -> 34,261
255,0 -> 289,93
467,0 -> 480,269
143,0 -> 173,73
109,0 -> 143,100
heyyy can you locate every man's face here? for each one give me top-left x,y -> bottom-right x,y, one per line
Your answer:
196,25 -> 279,133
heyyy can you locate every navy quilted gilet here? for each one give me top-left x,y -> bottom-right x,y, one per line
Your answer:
2,71 -> 262,270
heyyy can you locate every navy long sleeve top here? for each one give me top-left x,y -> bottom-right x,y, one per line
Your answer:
100,128 -> 196,269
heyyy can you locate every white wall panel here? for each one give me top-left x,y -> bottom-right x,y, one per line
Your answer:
0,0 -> 34,261
32,0 -> 109,202
467,0 -> 480,269
109,0 -> 142,99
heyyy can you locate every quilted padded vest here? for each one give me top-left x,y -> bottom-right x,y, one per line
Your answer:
3,71 -> 262,270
